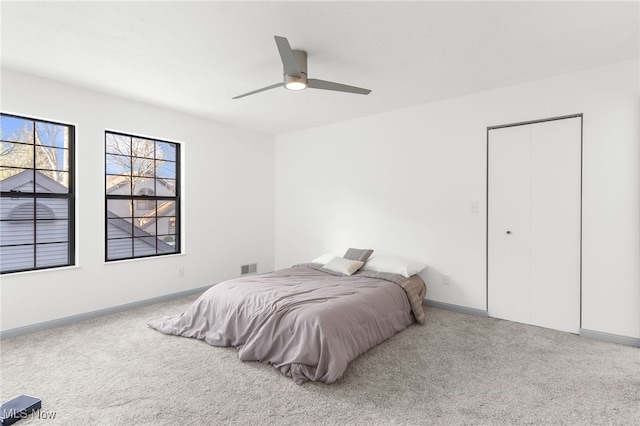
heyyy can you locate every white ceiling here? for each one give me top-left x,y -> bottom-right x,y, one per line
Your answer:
1,1 -> 638,135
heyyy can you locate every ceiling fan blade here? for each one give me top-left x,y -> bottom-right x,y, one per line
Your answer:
307,79 -> 371,95
274,36 -> 301,76
232,83 -> 282,99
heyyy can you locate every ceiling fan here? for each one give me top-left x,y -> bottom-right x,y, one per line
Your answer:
232,36 -> 372,99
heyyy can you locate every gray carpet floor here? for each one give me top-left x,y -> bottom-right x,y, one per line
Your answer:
1,295 -> 638,425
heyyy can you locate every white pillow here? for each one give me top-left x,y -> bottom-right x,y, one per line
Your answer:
362,255 -> 426,278
322,257 -> 364,276
311,253 -> 338,264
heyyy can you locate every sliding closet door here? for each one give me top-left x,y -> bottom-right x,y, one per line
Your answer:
488,116 -> 581,334
487,124 -> 532,326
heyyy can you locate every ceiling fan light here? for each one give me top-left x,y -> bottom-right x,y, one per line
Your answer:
285,81 -> 307,91
284,74 -> 307,91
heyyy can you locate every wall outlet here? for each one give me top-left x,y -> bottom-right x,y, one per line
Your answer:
469,201 -> 479,214
177,267 -> 185,277
442,274 -> 451,286
241,263 -> 257,275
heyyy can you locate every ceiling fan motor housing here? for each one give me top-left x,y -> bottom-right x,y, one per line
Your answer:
284,50 -> 308,89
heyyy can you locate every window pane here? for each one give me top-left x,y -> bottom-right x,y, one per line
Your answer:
132,138 -> 155,159
1,116 -> 33,143
158,237 -> 177,254
39,197 -> 69,219
158,179 -> 176,196
133,236 -> 157,256
157,216 -> 176,236
107,199 -> 133,218
36,220 -> 68,243
107,218 -> 133,239
106,133 -> 131,156
158,234 -> 176,248
106,154 -> 131,176
0,168 -> 33,191
36,171 -> 69,193
134,217 -> 156,235
36,243 -> 68,267
106,175 -> 131,195
35,122 -> 68,149
107,238 -> 132,260
131,221 -> 152,238
131,157 -> 155,177
156,160 -> 175,179
134,198 -> 156,216
157,201 -> 175,217
4,198 -> 34,221
0,244 -> 34,272
0,142 -> 33,168
36,147 -> 68,172
156,142 -> 176,161
0,219 -> 34,245
1,197 -> 22,220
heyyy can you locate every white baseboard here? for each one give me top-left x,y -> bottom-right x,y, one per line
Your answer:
1,285 -> 211,340
579,328 -> 640,348
423,299 -> 489,317
424,300 -> 639,348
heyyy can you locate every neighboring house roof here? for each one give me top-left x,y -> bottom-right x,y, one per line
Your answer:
107,210 -> 174,253
0,169 -> 68,193
105,175 -> 133,193
137,201 -> 175,229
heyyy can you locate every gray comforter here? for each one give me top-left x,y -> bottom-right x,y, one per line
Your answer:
148,265 -> 426,384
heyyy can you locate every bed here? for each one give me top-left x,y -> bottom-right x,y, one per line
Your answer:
148,253 -> 427,384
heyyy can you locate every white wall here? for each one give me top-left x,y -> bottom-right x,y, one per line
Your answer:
275,59 -> 640,339
1,68 -> 275,332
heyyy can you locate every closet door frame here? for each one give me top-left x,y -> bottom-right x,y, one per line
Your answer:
486,113 -> 583,331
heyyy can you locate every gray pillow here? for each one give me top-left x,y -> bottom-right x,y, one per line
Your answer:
343,248 -> 374,263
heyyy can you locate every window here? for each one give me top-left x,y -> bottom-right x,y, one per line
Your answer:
0,113 -> 75,274
105,131 -> 180,261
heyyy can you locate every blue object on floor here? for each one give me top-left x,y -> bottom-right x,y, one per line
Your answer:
0,395 -> 41,425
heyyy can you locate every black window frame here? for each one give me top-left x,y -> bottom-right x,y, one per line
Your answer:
104,130 -> 181,262
0,112 -> 76,274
